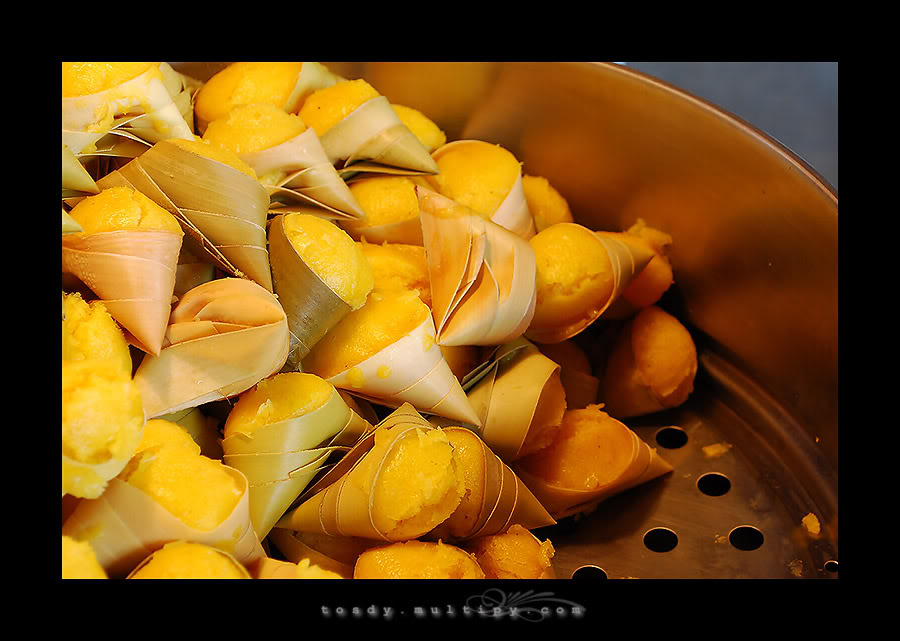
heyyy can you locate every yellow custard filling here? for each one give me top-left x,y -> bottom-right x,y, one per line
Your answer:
67,186 -> 182,235
62,62 -> 156,97
129,541 -> 248,579
62,292 -> 133,379
428,141 -> 521,218
529,223 -> 614,332
62,535 -> 107,579
223,372 -> 335,438
202,102 -> 308,154
349,176 -> 420,227
358,241 -> 431,308
391,104 -> 446,152
282,213 -> 373,309
522,174 -> 573,232
118,444 -> 243,531
298,78 -> 380,136
302,289 -> 429,380
194,62 -> 305,127
354,540 -> 484,579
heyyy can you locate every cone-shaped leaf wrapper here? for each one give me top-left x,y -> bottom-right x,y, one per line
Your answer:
428,140 -> 535,239
525,224 -> 655,344
425,426 -> 555,543
221,373 -> 374,540
96,138 -> 273,292
62,186 -> 184,356
202,103 -> 366,220
62,144 -> 99,196
418,186 -> 537,347
62,457 -> 263,579
302,289 -> 480,426
299,80 -> 438,176
454,338 -> 567,463
267,529 -> 371,579
275,404 -> 465,542
268,213 -> 373,369
62,63 -> 194,155
133,278 -> 289,419
513,404 -> 673,519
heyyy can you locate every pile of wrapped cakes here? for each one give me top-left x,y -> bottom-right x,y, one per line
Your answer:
61,62 -> 698,579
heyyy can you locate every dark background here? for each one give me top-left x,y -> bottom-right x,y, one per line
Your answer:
623,62 -> 838,193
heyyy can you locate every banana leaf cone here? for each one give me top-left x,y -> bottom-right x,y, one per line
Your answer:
61,227 -> 182,356
61,467 -> 264,579
62,144 -> 100,196
431,140 -> 536,239
119,63 -> 202,144
275,404 -> 460,541
241,126 -> 366,220
513,417 -> 674,520
221,385 -> 374,540
319,96 -> 439,176
97,138 -> 273,292
461,339 -> 565,462
425,426 -> 555,543
61,208 -> 82,235
62,63 -> 194,156
132,278 -> 289,419
418,186 -> 537,347
317,307 -> 481,426
266,212 -> 359,369
524,231 -> 656,345
267,530 -> 362,579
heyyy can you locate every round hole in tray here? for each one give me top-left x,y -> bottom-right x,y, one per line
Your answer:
643,527 -> 678,553
654,426 -> 688,449
697,472 -> 732,497
728,525 -> 764,551
824,560 -> 839,573
571,565 -> 608,579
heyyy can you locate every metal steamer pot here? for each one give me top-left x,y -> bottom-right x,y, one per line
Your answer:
172,62 -> 839,579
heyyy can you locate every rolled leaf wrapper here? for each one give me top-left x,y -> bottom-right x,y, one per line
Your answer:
266,529 -> 360,579
119,63 -> 202,144
524,228 -> 655,344
62,144 -> 99,196
61,208 -> 83,235
430,140 -> 535,239
132,278 -> 289,419
513,407 -> 674,519
96,139 -> 273,292
222,384 -> 373,540
242,127 -> 366,219
536,340 -> 600,410
275,404 -> 463,541
460,339 -> 565,462
62,63 -> 194,154
61,468 -> 264,579
317,307 -> 481,426
318,95 -> 439,176
425,426 -> 555,543
267,214 -> 354,368
418,186 -> 537,347
61,228 -> 182,356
